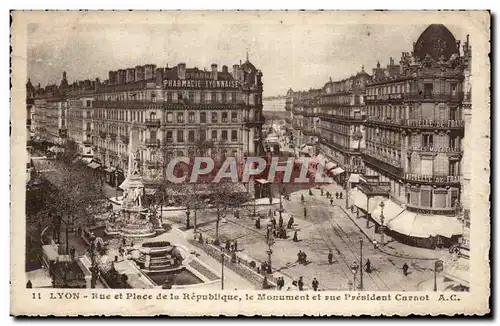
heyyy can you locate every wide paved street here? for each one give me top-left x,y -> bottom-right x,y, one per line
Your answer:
169,184 -> 440,291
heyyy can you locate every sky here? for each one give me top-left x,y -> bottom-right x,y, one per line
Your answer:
27,22 -> 466,97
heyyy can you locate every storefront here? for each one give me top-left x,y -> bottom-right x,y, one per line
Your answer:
370,198 -> 463,249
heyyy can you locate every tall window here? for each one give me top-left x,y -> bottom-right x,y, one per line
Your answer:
211,112 -> 218,123
231,112 -> 238,122
423,83 -> 433,98
166,131 -> 173,142
222,112 -> 228,122
422,134 -> 434,148
232,92 -> 237,103
450,107 -> 458,120
177,112 -> 184,123
188,130 -> 195,142
189,92 -> 194,102
231,130 -> 238,142
200,92 -> 205,104
221,130 -> 228,141
177,130 -> 184,143
178,92 -> 183,102
199,128 -> 206,142
221,92 -> 227,103
211,92 -> 217,103
188,112 -> 195,123
211,130 -> 218,141
166,92 -> 172,103
200,112 -> 207,123
449,161 -> 459,176
166,112 -> 173,123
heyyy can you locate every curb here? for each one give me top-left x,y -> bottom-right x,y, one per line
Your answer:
337,205 -> 439,261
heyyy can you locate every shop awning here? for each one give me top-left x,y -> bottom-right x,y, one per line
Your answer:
331,167 -> 345,175
105,167 -> 116,173
370,199 -> 405,225
386,210 -> 463,239
348,173 -> 361,183
81,157 -> 93,164
349,187 -> 385,212
350,187 -> 368,211
325,161 -> 337,171
87,162 -> 101,169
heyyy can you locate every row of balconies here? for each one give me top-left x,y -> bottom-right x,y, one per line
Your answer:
365,92 -> 464,103
365,117 -> 464,130
361,152 -> 462,186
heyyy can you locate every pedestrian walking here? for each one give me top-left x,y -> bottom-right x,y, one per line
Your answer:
255,217 -> 261,229
293,230 -> 299,242
403,262 -> 409,276
309,189 -> 313,196
262,276 -> 270,289
298,276 -> 304,291
272,217 -> 277,229
297,250 -> 303,264
303,206 -> 307,218
279,215 -> 283,228
339,192 -> 343,199
269,196 -> 272,205
321,188 -> 324,196
301,194 -> 305,203
326,191 -> 330,198
328,250 -> 333,264
335,192 -> 338,199
312,278 -> 319,291
287,215 -> 295,229
303,252 -> 308,264
330,198 -> 334,206
268,209 -> 272,217
365,259 -> 371,273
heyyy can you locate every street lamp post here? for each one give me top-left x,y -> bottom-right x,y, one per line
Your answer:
379,201 -> 385,246
266,223 -> 274,274
359,238 -> 364,290
220,249 -> 225,290
114,167 -> 119,200
186,208 -> 191,230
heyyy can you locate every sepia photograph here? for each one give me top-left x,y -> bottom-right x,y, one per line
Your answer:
10,10 -> 490,316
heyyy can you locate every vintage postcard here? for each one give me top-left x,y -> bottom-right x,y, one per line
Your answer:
10,10 -> 490,316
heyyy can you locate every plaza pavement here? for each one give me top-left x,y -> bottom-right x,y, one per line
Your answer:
166,185 -> 457,291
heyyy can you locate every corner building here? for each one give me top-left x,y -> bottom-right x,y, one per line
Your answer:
90,59 -> 264,183
360,24 -> 470,248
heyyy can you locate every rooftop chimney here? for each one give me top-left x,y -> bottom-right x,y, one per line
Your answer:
211,63 -> 218,80
222,65 -> 228,74
177,63 -> 186,80
232,64 -> 239,78
155,68 -> 164,86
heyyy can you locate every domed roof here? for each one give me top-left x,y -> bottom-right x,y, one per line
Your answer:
241,59 -> 257,73
414,24 -> 458,61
